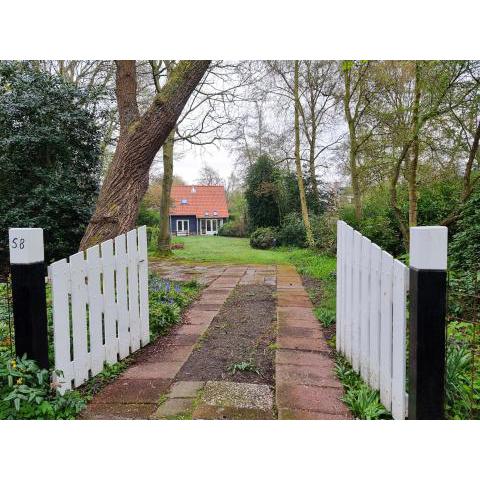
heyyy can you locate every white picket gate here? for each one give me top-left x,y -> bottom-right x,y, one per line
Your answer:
336,221 -> 408,419
49,226 -> 150,393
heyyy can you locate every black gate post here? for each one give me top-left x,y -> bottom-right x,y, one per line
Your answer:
408,226 -> 448,420
8,228 -> 49,369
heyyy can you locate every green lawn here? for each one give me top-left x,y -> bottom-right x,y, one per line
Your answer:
160,236 -> 298,265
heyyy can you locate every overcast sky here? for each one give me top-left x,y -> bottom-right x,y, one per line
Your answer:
150,141 -> 235,184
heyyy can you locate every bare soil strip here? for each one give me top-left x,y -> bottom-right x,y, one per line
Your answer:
176,284 -> 276,386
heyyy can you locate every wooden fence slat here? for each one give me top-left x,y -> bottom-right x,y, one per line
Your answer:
114,234 -> 130,359
101,239 -> 118,364
127,229 -> 141,352
344,225 -> 354,361
369,243 -> 382,390
339,222 -> 346,355
392,259 -> 408,420
380,250 -> 394,410
336,221 -> 342,352
86,245 -> 105,376
137,225 -> 150,347
359,235 -> 372,379
69,252 -> 90,387
50,259 -> 74,394
352,230 -> 362,372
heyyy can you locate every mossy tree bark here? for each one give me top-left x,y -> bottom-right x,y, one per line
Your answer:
157,129 -> 175,252
79,60 -> 210,250
294,60 -> 315,249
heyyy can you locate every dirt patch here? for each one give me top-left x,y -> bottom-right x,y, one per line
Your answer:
176,285 -> 276,386
300,275 -> 336,346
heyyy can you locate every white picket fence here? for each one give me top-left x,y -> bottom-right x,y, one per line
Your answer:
336,221 -> 409,419
49,226 -> 150,393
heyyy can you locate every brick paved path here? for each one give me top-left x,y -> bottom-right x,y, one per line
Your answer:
81,262 -> 350,420
275,265 -> 351,419
81,264 -> 275,419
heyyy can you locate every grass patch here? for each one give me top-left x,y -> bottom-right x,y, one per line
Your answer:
152,236 -> 298,265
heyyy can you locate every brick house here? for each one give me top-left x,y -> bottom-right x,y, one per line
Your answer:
169,185 -> 229,236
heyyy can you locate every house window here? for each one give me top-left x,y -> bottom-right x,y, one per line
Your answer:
181,199 -> 188,205
213,211 -> 218,216
176,219 -> 189,235
205,211 -> 209,216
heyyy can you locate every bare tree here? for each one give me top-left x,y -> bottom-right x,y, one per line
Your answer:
294,61 -> 315,248
197,163 -> 224,185
341,60 -> 374,221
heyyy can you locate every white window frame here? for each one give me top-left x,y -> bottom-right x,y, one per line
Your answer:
176,219 -> 189,235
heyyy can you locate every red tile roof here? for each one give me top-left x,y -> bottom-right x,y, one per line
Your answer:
169,185 -> 229,218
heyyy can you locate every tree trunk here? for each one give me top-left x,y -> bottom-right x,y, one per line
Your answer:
157,130 -> 174,252
294,61 -> 315,249
343,67 -> 362,221
408,62 -> 421,227
308,99 -> 320,211
79,60 -> 210,250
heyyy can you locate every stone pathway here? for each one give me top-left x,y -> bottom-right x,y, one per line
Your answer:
81,262 -> 349,420
81,264 -> 275,419
275,265 -> 351,419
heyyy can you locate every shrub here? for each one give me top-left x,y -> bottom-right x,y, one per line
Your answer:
0,351 -> 86,419
277,213 -> 307,247
249,227 -> 277,250
310,213 -> 337,254
137,202 -> 160,227
0,62 -> 102,269
450,186 -> 480,273
275,212 -> 337,252
445,342 -> 472,419
218,220 -> 247,237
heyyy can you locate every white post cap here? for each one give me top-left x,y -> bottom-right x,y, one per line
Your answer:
9,228 -> 44,264
410,226 -> 448,270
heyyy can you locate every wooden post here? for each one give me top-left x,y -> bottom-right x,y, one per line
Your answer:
408,226 -> 448,419
8,228 -> 49,368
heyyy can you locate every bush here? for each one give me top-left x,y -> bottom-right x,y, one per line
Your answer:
0,62 -> 102,268
277,213 -> 307,247
0,351 -> 86,419
338,178 -> 464,257
310,213 -> 337,254
218,220 -> 246,237
275,212 -> 337,252
249,227 -> 277,250
450,186 -> 480,273
137,202 -> 160,227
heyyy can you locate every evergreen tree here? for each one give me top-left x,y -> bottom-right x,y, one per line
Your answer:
244,155 -> 280,231
0,62 -> 101,269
